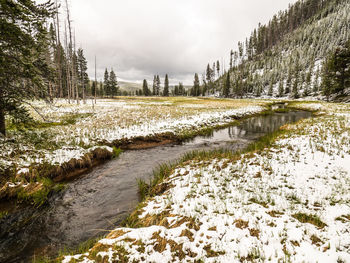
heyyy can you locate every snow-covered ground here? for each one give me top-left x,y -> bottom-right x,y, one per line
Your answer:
63,102 -> 350,262
0,97 -> 267,180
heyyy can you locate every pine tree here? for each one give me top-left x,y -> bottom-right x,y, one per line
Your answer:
322,67 -> 332,101
268,81 -> 273,96
152,75 -> 157,95
212,62 -> 216,80
255,81 -> 261,97
109,69 -> 118,96
91,81 -> 97,98
223,72 -> 231,98
285,70 -> 292,94
304,68 -> 312,97
99,81 -> 104,97
193,73 -> 200,96
322,40 -> 350,95
77,48 -> 88,103
278,80 -> 284,97
292,76 -> 299,99
104,69 -> 110,97
143,79 -> 150,96
313,68 -> 320,94
156,75 -> 161,95
37,26 -> 56,102
174,85 -> 179,96
216,61 -> 220,78
0,0 -> 54,135
206,64 -> 214,94
179,83 -> 184,95
163,74 -> 169,96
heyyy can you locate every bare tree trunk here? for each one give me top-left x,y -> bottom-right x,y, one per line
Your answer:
0,107 -> 5,136
65,0 -> 79,104
65,0 -> 75,103
94,55 -> 97,104
64,21 -> 71,103
73,31 -> 79,104
82,81 -> 85,104
54,0 -> 63,98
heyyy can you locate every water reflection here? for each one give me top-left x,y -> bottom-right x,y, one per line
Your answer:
190,111 -> 311,146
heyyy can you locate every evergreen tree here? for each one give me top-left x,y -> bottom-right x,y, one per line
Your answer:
322,68 -> 332,101
156,75 -> 161,95
179,83 -> 184,95
322,41 -> 350,95
77,48 -> 88,102
206,64 -> 214,94
193,73 -> 200,96
268,81 -> 273,96
152,75 -> 157,95
313,68 -> 320,94
212,62 -> 216,80
0,0 -> 54,135
103,69 -> 110,97
163,74 -> 169,96
223,72 -> 231,98
216,60 -> 220,77
109,69 -> 118,96
278,80 -> 284,97
285,70 -> 292,94
174,85 -> 179,96
304,68 -> 312,96
292,76 -> 299,99
91,81 -> 97,98
255,81 -> 261,97
99,81 -> 104,97
143,79 -> 150,96
37,26 -> 56,101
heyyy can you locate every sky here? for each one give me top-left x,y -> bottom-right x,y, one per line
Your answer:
55,0 -> 298,85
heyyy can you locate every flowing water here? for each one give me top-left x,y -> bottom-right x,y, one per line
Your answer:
0,110 -> 311,262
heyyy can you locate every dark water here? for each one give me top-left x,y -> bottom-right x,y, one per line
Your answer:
0,110 -> 311,262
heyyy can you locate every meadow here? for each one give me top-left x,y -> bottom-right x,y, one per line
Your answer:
61,101 -> 350,262
0,97 -> 268,204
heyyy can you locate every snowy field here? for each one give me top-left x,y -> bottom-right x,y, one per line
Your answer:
63,102 -> 350,262
0,97 -> 267,181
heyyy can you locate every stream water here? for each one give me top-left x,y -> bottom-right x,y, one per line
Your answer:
0,110 -> 311,262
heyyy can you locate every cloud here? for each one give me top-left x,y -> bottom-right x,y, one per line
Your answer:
59,0 -> 297,84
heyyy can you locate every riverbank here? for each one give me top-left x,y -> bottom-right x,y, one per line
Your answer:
0,98 -> 270,205
62,101 -> 350,262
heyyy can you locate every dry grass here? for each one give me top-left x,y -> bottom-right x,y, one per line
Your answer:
234,219 -> 249,229
292,213 -> 327,229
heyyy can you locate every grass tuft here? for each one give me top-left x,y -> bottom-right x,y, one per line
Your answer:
112,146 -> 122,158
292,213 -> 327,228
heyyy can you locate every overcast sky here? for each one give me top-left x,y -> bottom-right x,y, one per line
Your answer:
57,0 -> 297,85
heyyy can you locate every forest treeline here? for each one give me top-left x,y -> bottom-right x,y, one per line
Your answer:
204,0 -> 349,99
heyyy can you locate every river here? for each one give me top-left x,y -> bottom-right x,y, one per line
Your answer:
0,110 -> 311,262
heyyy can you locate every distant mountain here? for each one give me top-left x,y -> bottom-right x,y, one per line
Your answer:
215,0 -> 349,99
118,81 -> 143,93
118,80 -> 192,95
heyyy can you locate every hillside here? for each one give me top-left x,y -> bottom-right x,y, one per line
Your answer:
216,0 -> 350,100
118,81 -> 143,93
